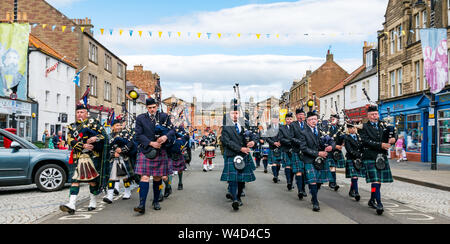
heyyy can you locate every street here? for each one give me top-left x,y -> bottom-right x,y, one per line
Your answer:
31,149 -> 449,224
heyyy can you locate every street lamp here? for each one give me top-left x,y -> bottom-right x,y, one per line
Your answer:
128,90 -> 139,128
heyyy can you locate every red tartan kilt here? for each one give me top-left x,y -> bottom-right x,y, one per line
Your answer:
135,150 -> 172,177
170,156 -> 186,172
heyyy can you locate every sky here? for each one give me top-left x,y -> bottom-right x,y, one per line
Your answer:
46,0 -> 389,103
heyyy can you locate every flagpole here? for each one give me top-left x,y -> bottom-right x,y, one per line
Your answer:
430,0 -> 437,170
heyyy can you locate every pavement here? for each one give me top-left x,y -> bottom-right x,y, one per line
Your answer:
337,160 -> 450,192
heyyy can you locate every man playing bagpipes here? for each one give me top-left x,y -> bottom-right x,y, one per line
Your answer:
134,98 -> 175,214
59,103 -> 109,215
103,119 -> 138,204
167,118 -> 191,191
325,113 -> 345,191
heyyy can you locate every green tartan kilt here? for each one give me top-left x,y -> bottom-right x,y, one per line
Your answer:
68,156 -> 102,184
345,160 -> 366,179
326,152 -> 345,168
268,149 -> 283,165
281,152 -> 292,168
247,154 -> 256,171
221,155 -> 256,183
282,152 -> 304,173
363,159 -> 394,183
304,161 -> 332,185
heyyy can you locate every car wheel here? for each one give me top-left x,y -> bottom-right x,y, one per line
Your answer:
34,164 -> 67,192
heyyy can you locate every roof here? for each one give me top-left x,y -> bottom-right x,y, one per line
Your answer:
345,65 -> 378,86
28,34 -> 78,69
322,65 -> 365,97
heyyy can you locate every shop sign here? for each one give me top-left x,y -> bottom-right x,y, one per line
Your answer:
0,98 -> 31,116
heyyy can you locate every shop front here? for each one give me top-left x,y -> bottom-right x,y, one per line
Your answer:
0,97 -> 33,142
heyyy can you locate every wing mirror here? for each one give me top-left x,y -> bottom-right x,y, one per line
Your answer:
10,141 -> 21,151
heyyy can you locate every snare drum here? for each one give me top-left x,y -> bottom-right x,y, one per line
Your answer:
262,145 -> 270,157
205,146 -> 216,159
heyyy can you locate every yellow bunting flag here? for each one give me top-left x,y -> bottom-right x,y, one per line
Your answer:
61,26 -> 66,32
42,24 -> 47,29
159,31 -> 163,38
178,32 -> 181,37
81,27 -> 85,32
402,30 -> 406,36
197,33 -> 202,38
119,30 -> 123,35
138,30 -> 143,37
276,34 -> 280,38
100,28 -> 104,35
237,33 -> 241,37
218,33 -> 222,39
256,34 -> 261,39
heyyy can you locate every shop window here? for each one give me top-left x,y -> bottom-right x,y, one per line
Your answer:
406,114 -> 422,153
438,109 -> 450,155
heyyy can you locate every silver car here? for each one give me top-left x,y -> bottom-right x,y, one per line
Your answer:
0,129 -> 71,192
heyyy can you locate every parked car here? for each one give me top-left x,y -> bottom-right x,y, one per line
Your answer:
0,129 -> 71,192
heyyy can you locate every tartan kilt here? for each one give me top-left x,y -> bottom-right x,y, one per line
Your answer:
327,152 -> 345,168
291,154 -> 305,174
281,152 -> 292,168
268,149 -> 283,165
221,155 -> 256,183
345,160 -> 366,179
68,156 -> 101,184
135,150 -> 172,177
170,155 -> 186,172
363,159 -> 394,183
304,161 -> 333,185
247,155 -> 256,171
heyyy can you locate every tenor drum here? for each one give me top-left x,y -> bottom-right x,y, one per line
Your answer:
205,146 -> 216,159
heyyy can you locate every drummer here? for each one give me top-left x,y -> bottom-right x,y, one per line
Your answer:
201,129 -> 216,172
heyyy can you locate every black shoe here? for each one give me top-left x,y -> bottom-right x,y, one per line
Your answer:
203,168 -> 207,172
264,169 -> 268,173
87,207 -> 96,211
368,199 -> 377,209
312,203 -> 320,212
376,203 -> 384,215
158,193 -> 164,202
153,202 -> 161,211
114,189 -> 120,196
103,197 -> 113,204
334,184 -> 340,192
232,201 -> 240,211
59,205 -> 75,215
164,187 -> 172,198
298,192 -> 304,200
273,177 -> 278,183
134,205 -> 145,214
287,183 -> 293,191
237,199 -> 243,206
240,191 -> 246,197
354,193 -> 361,202
122,197 -> 131,201
226,192 -> 232,200
178,184 -> 183,190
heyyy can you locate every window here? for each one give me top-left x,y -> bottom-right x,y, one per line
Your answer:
66,96 -> 70,108
366,51 -> 373,69
117,63 -> 123,79
397,68 -> 403,96
89,74 -> 97,96
438,109 -> 450,154
117,87 -> 123,105
415,61 -> 421,92
390,71 -> 396,97
423,61 -> 429,90
405,114 -> 422,153
57,93 -> 61,104
89,42 -> 98,63
104,81 -> 111,101
105,54 -> 112,72
390,30 -> 395,54
324,100 -> 328,112
45,90 -> 50,102
336,95 -> 340,108
422,10 -> 427,28
46,57 -> 50,69
415,14 -> 420,41
397,25 -> 403,51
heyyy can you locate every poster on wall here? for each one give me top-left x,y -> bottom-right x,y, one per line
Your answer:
0,23 -> 30,100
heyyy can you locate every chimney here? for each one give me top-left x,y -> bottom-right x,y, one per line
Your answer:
72,17 -> 94,34
134,64 -> 144,71
306,70 -> 312,76
326,50 -> 333,62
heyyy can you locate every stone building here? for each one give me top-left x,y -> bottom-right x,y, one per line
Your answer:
289,51 -> 349,114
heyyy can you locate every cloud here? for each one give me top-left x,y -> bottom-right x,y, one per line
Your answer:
97,0 -> 388,51
122,54 -> 361,103
45,0 -> 85,7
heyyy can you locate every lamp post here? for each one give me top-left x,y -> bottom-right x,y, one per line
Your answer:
128,90 -> 139,129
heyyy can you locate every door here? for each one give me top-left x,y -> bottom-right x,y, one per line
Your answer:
0,132 -> 31,185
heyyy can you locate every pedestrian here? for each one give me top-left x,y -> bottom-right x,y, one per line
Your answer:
298,111 -> 334,212
59,103 -> 109,215
344,122 -> 365,202
133,98 -> 175,214
359,105 -> 396,215
220,103 -> 256,211
395,135 -> 406,162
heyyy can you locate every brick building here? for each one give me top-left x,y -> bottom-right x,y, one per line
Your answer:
289,51 -> 349,114
378,0 -> 450,163
1,0 -> 127,124
126,65 -> 162,103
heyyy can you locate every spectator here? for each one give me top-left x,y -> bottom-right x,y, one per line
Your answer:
395,135 -> 407,162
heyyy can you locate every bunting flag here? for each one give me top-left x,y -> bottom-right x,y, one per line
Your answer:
110,29 -> 113,35
218,33 -> 222,39
207,33 -> 212,39
256,34 -> 261,39
52,25 -> 56,31
119,29 -> 123,35
149,31 -> 152,37
197,33 -> 202,38
159,31 -> 163,38
129,30 -> 133,36
178,32 -> 181,37
100,28 -> 104,35
42,24 -> 47,29
61,26 -> 66,32
32,23 -> 38,28
81,27 -> 85,32
237,33 -> 241,37
168,31 -> 172,38
138,30 -> 143,37
71,26 -> 76,32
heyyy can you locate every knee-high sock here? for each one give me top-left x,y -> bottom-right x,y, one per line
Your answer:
263,159 -> 268,170
330,171 -> 336,183
229,181 -> 238,201
309,184 -> 318,204
153,180 -> 162,203
295,175 -> 303,193
370,184 -> 376,201
178,171 -> 183,185
164,176 -> 172,189
277,164 -> 281,176
237,182 -> 245,200
374,183 -> 381,204
256,158 -> 261,167
138,181 -> 149,205
89,184 -> 100,196
69,186 -> 80,196
285,168 -> 292,184
272,165 -> 278,178
351,178 -> 359,194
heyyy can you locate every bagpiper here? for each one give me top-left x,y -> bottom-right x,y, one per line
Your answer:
279,112 -> 301,193
220,103 -> 256,211
59,103 -> 109,214
299,111 -> 334,212
343,122 -> 365,202
359,105 -> 396,215
133,98 -> 175,214
292,108 -> 308,199
325,114 -> 345,191
265,114 -> 282,183
103,119 -> 137,203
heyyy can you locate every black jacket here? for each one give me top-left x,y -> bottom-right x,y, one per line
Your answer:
344,134 -> 362,160
221,124 -> 256,158
359,121 -> 387,160
135,111 -> 175,154
279,124 -> 301,153
299,125 -> 322,164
